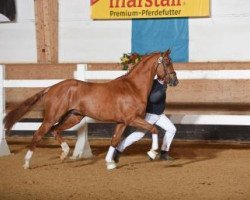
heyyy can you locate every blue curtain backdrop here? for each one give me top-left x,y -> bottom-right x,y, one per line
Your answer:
131,18 -> 189,62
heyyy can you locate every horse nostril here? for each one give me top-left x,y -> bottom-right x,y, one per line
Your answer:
171,79 -> 179,87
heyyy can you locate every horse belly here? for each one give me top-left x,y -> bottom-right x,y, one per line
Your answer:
78,89 -> 118,121
77,83 -> 146,123
83,100 -> 118,122
87,101 -> 145,124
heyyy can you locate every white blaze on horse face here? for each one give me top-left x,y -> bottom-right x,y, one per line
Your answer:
157,57 -> 163,64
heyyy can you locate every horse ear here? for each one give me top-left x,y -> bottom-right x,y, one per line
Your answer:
162,49 -> 171,57
166,49 -> 171,55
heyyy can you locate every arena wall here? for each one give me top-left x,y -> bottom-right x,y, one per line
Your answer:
2,63 -> 250,142
0,0 -> 36,63
4,62 -> 250,117
0,0 -> 250,63
0,1 -> 250,143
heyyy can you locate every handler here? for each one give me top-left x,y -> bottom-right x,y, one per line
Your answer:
114,76 -> 176,162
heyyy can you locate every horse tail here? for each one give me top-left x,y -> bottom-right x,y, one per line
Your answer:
4,88 -> 48,132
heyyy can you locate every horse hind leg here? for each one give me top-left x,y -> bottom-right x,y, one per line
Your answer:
51,114 -> 84,160
23,121 -> 54,169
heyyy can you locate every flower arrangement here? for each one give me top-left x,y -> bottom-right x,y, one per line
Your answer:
120,53 -> 142,70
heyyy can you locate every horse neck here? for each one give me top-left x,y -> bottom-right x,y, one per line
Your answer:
126,55 -> 158,99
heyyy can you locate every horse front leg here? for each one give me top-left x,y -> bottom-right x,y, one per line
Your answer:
105,123 -> 126,170
129,117 -> 159,160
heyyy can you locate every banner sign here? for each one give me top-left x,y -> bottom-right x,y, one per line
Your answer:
91,0 -> 210,19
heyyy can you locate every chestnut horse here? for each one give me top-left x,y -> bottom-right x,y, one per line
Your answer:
4,50 -> 178,169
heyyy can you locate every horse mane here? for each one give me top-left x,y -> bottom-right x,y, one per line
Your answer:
115,52 -> 160,80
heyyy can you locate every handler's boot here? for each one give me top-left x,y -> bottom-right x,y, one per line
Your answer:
160,150 -> 174,161
113,149 -> 121,163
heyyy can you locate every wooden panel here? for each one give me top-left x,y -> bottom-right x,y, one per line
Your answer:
87,63 -> 122,70
87,62 -> 250,70
49,0 -> 58,63
6,88 -> 45,103
167,80 -> 250,103
34,0 -> 46,63
173,62 -> 250,70
5,79 -> 250,116
34,0 -> 58,63
5,64 -> 76,79
165,103 -> 250,115
5,88 -> 44,119
4,62 -> 250,118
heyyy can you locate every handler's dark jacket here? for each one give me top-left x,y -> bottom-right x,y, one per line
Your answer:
146,79 -> 167,115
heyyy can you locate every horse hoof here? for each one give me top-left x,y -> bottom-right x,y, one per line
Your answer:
69,155 -> 78,160
69,155 -> 84,160
106,161 -> 117,170
23,164 -> 29,170
60,152 -> 69,160
147,149 -> 158,160
148,157 -> 153,161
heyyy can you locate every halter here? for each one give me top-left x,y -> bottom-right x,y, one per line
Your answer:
155,55 -> 173,78
155,54 -> 178,87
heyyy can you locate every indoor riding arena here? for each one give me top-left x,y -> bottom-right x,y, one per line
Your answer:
0,1 -> 250,200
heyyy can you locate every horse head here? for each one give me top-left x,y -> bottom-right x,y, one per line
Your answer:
123,50 -> 179,87
155,49 -> 179,87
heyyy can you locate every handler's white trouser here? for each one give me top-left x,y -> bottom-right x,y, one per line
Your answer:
117,113 -> 176,152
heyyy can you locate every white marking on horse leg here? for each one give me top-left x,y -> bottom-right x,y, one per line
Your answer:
147,149 -> 158,160
60,142 -> 70,160
105,146 -> 117,170
23,150 -> 33,169
106,161 -> 117,170
105,146 -> 116,163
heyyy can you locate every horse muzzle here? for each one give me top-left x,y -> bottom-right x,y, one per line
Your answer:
169,78 -> 179,87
